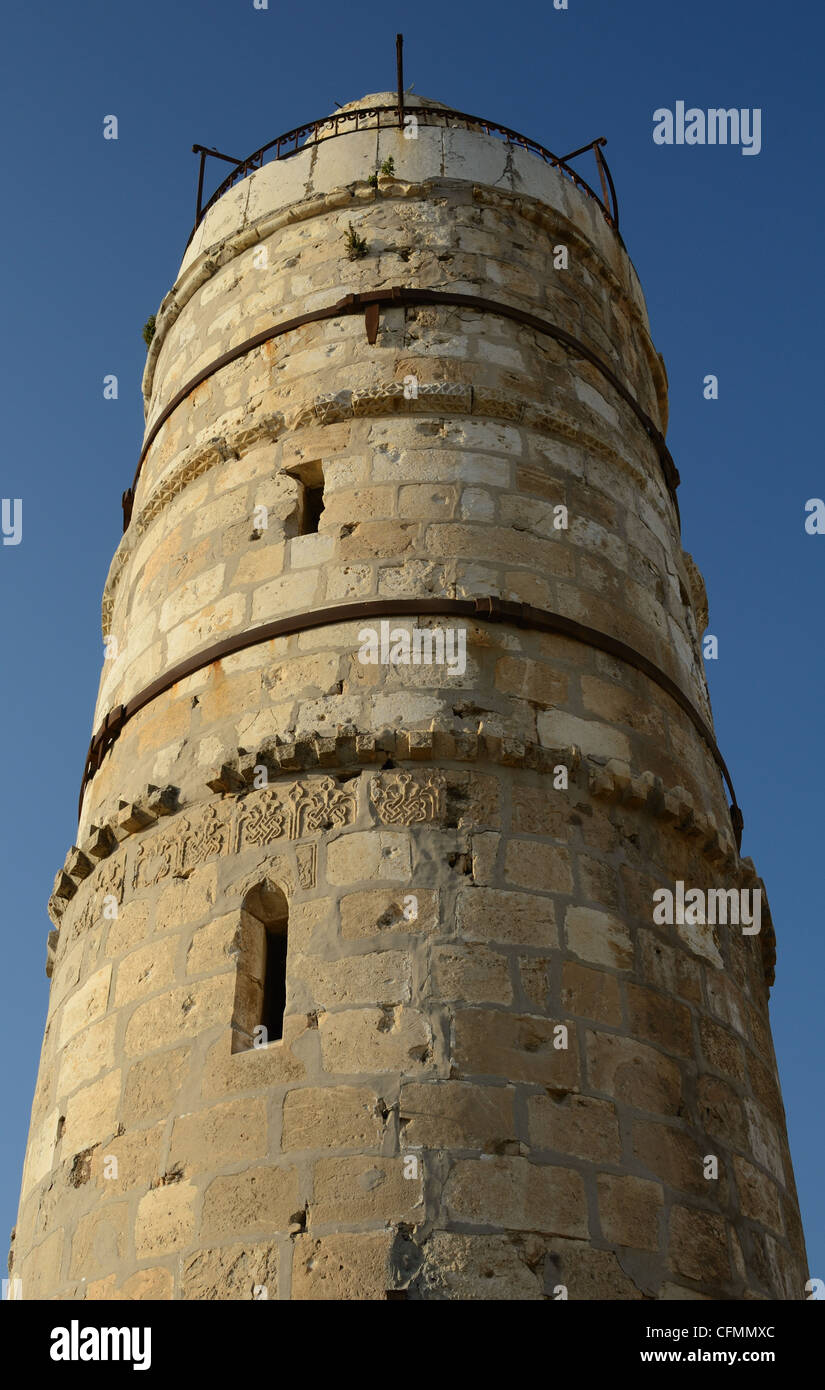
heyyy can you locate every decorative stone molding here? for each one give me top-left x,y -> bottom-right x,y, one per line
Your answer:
370,770 -> 446,825
233,777 -> 357,849
53,733 -> 774,983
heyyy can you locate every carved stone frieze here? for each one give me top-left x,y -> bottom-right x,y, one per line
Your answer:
369,770 -> 445,825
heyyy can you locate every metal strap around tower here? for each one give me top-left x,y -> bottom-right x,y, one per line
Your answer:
78,595 -> 743,848
128,287 -> 679,532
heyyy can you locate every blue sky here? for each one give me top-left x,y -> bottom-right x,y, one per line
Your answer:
1,0 -> 822,1286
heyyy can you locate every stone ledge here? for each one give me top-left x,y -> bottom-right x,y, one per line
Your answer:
49,734 -> 774,986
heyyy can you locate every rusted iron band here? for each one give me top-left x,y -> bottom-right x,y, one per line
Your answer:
79,595 -> 742,847
128,287 -> 679,530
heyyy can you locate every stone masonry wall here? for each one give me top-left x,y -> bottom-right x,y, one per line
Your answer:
13,94 -> 808,1300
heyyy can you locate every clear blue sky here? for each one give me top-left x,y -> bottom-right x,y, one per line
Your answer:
2,0 -> 822,1287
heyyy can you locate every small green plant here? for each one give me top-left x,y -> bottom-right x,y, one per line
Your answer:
367,172 -> 378,188
344,223 -> 368,261
142,314 -> 156,349
380,157 -> 395,177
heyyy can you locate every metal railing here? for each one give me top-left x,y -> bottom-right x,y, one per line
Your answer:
189,108 -> 619,246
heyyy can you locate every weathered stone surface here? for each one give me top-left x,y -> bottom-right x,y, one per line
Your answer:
528,1094 -> 621,1163
586,1032 -> 682,1115
169,1096 -> 268,1173
135,1180 -> 198,1257
400,1081 -> 515,1150
565,906 -> 633,970
282,1086 -> 384,1152
412,1232 -> 545,1300
181,1242 -> 279,1300
443,1157 -> 588,1237
668,1205 -> 731,1284
561,961 -> 622,1025
454,1010 -> 579,1088
291,1232 -> 395,1300
61,1069 -> 122,1155
311,1156 -> 422,1225
121,1047 -> 191,1126
597,1173 -> 664,1252
544,1238 -> 645,1300
318,1006 -> 431,1074
14,92 -> 807,1305
457,888 -> 557,947
201,1166 -> 299,1239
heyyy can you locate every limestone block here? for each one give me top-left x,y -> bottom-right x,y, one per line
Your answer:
494,656 -> 567,706
543,1238 -> 645,1300
89,1266 -> 174,1300
169,1096 -> 268,1173
58,1016 -> 118,1095
326,831 -> 411,885
105,900 -> 151,957
429,944 -> 512,1005
165,592 -> 246,666
561,961 -> 622,1025
564,906 -> 633,971
16,1229 -> 64,1299
626,983 -> 693,1057
528,1094 -> 620,1163
113,936 -> 179,1009
61,1069 -> 122,1155
121,1046 -> 192,1126
202,1018 -> 308,1096
597,1173 -> 663,1252
632,1120 -> 715,1201
124,976 -> 235,1055
311,1156 -> 422,1225
181,1242 -> 279,1300
412,1231 -> 545,1300
187,909 -> 263,979
200,1165 -> 300,1239
537,710 -> 631,763
339,888 -> 439,939
290,949 -> 411,1010
699,1017 -> 747,1086
291,1232 -> 395,1301
586,1032 -> 682,1116
318,1006 -> 431,1074
453,1010 -> 579,1089
135,1180 -> 198,1258
443,1157 -> 588,1238
667,1206 -> 731,1284
733,1156 -> 784,1234
282,1086 -> 384,1152
88,1123 -> 165,1197
58,965 -> 112,1049
20,1108 -> 60,1200
502,839 -> 572,894
399,1081 -> 515,1151
155,864 -> 218,931
457,888 -> 557,948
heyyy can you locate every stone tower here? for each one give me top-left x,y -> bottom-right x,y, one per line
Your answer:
13,90 -> 808,1301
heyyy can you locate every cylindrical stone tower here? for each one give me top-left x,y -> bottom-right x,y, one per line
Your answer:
13,92 -> 808,1300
